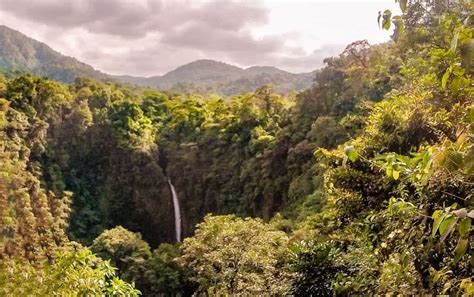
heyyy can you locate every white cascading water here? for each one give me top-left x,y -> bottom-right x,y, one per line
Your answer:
167,178 -> 182,242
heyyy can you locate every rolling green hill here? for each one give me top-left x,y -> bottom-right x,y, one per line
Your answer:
0,25 -> 108,82
115,59 -> 316,95
0,25 -> 316,95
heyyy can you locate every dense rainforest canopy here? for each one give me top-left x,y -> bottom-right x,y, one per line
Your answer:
0,0 -> 473,295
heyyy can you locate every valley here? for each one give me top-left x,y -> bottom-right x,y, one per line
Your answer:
0,0 -> 473,296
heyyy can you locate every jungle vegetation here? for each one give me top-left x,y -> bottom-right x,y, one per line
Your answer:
0,0 -> 473,295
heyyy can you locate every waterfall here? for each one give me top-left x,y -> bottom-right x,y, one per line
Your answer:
167,178 -> 182,242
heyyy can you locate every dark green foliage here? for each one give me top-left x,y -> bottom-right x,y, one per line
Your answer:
0,26 -> 108,83
91,226 -> 152,284
91,227 -> 196,295
146,243 -> 197,296
290,243 -> 340,296
304,4 -> 474,294
0,246 -> 140,296
0,75 -> 72,261
0,1 -> 472,294
117,59 -> 316,95
180,215 -> 292,295
0,20 -> 402,248
0,26 -> 317,96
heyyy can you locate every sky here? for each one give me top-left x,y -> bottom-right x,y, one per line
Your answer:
0,0 -> 400,76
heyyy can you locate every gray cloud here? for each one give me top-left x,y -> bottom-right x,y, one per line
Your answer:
162,23 -> 280,53
0,0 -> 267,38
0,0 -> 353,76
272,45 -> 347,71
188,1 -> 267,30
222,44 -> 346,74
0,0 -> 165,37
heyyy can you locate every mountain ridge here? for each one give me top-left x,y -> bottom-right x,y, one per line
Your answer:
0,25 -> 108,82
0,25 -> 316,95
115,59 -> 315,95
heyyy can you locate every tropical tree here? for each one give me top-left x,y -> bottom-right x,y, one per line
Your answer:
0,247 -> 140,296
180,214 -> 292,295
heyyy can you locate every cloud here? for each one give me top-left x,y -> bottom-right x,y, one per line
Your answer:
223,44 -> 347,74
271,44 -> 348,72
0,0 -> 388,76
0,0 -> 268,39
0,0 -> 162,37
184,1 -> 268,31
163,23 -> 280,53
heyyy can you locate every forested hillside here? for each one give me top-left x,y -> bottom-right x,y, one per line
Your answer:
115,59 -> 315,95
0,1 -> 473,296
0,26 -> 315,96
0,25 -> 108,82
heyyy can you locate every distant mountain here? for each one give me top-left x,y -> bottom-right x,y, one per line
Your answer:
115,60 -> 315,95
0,25 -> 316,95
0,25 -> 108,82
244,66 -> 287,75
157,60 -> 245,88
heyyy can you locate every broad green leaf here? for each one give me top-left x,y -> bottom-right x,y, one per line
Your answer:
348,151 -> 359,162
450,77 -> 462,92
440,216 -> 457,241
392,15 -> 405,40
386,154 -> 396,163
382,10 -> 392,30
439,215 -> 455,235
392,170 -> 400,180
458,218 -> 471,237
441,67 -> 452,89
432,210 -> 447,237
386,166 -> 393,177
453,238 -> 468,264
452,67 -> 465,77
433,270 -> 442,284
432,210 -> 441,220
451,28 -> 460,52
450,203 -> 458,210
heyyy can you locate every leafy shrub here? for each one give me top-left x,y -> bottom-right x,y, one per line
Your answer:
0,246 -> 140,296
